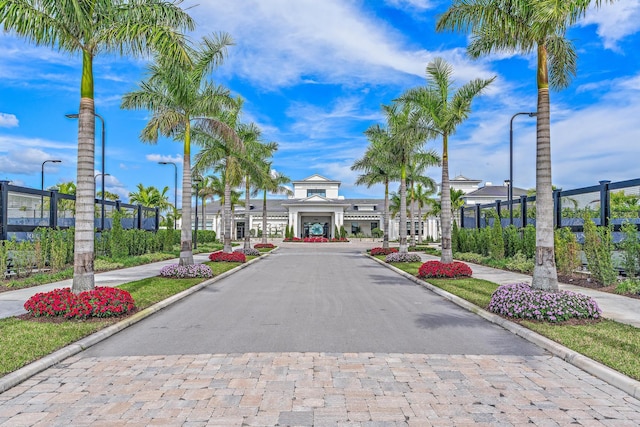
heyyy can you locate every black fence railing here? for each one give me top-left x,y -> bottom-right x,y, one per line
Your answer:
459,178 -> 640,240
0,181 -> 160,241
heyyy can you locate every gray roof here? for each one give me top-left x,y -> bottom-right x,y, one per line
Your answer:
463,185 -> 527,198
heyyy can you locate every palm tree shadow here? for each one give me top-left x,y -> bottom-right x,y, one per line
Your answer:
414,312 -> 480,330
365,273 -> 415,287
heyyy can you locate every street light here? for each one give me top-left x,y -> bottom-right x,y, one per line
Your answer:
159,161 -> 178,229
193,177 -> 202,249
94,173 -> 111,230
509,111 -> 537,225
41,159 -> 62,218
66,112 -> 106,230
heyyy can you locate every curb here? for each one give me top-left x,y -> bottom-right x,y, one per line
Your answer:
0,248 -> 277,394
366,253 -> 640,401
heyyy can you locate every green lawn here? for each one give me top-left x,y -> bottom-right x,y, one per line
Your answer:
0,256 -> 253,377
385,259 -> 640,382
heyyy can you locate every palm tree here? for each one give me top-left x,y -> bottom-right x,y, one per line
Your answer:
0,0 -> 193,292
192,98 -> 246,253
237,124 -> 277,250
260,165 -> 292,244
122,34 -> 238,265
379,102 -> 430,254
406,150 -> 440,246
436,0 -> 614,290
399,57 -> 494,264
354,124 -> 400,249
414,182 -> 437,244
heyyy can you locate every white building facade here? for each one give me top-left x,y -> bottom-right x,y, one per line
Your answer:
202,174 -> 440,241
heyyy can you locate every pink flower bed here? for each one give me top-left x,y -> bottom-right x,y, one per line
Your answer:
303,237 -> 328,242
208,251 -> 246,263
370,247 -> 398,256
417,260 -> 472,279
254,243 -> 275,249
24,287 -> 135,319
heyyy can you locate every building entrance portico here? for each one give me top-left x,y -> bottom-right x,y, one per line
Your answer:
301,215 -> 331,238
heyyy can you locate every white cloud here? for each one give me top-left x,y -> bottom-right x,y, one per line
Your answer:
580,0 -> 640,50
0,148 -> 70,175
145,154 -> 183,164
384,0 -> 435,11
185,0 -> 496,89
0,135 -> 77,152
0,113 -> 18,128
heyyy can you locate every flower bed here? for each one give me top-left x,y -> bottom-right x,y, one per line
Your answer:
488,283 -> 602,322
370,247 -> 398,256
418,260 -> 472,278
303,237 -> 328,243
160,263 -> 213,278
24,287 -> 135,319
234,248 -> 261,256
209,251 -> 247,263
254,243 -> 275,249
385,252 -> 422,263
330,237 -> 349,242
283,237 -> 302,242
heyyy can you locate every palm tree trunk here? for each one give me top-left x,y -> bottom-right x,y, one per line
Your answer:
244,178 -> 251,250
418,205 -> 423,244
179,122 -> 194,266
440,134 -> 453,263
409,181 -> 416,247
262,190 -> 268,245
532,44 -> 558,291
383,179 -> 390,249
72,52 -> 96,294
223,176 -> 232,253
399,161 -> 408,253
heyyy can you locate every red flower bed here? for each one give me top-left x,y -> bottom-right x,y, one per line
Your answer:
417,261 -> 472,279
370,247 -> 398,256
330,237 -> 349,242
303,237 -> 328,243
24,287 -> 135,319
208,251 -> 247,263
283,237 -> 302,242
254,243 -> 275,249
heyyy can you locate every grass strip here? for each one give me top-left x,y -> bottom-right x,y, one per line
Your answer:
387,261 -> 640,382
0,260 -> 243,377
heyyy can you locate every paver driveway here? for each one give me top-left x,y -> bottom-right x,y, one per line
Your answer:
1,244 -> 639,426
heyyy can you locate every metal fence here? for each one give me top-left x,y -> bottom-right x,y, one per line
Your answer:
0,181 -> 160,241
459,178 -> 640,241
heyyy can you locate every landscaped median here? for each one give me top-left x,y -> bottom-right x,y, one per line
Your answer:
367,251 -> 640,399
0,246 -> 277,392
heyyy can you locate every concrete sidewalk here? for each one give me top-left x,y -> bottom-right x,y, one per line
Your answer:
0,253 -> 213,319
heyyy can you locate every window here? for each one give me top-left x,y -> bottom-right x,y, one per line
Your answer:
351,223 -> 361,234
307,189 -> 326,197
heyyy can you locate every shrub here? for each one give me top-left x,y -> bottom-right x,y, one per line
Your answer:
503,225 -> 521,258
234,248 -> 261,256
522,224 -> 536,260
24,287 -> 135,319
208,251 -> 246,263
555,227 -> 581,276
454,252 -> 486,264
504,251 -> 534,274
619,221 -> 639,278
615,278 -> 640,295
489,216 -> 505,260
488,283 -> 601,322
370,247 -> 398,256
583,215 -> 617,286
254,243 -> 275,249
418,260 -> 472,278
385,252 -> 422,263
159,263 -> 213,278
371,227 -> 384,238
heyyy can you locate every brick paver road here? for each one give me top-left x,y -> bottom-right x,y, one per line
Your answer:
1,244 -> 639,426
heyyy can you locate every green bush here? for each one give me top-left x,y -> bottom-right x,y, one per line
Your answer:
522,224 -> 536,260
504,251 -> 534,274
503,225 -> 521,258
371,227 -> 384,238
554,227 -> 581,276
583,215 -> 617,286
615,278 -> 640,295
340,225 -> 347,239
619,221 -> 639,278
489,217 -> 505,260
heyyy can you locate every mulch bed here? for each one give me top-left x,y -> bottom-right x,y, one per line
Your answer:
557,273 -> 640,300
15,308 -> 139,324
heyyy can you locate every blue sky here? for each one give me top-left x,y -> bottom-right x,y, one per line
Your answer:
1,0 -> 640,205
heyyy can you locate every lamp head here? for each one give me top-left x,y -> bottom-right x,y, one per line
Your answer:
528,112 -> 537,117
65,113 -> 79,119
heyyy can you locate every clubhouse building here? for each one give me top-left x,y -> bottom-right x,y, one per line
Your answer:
199,174 -> 525,241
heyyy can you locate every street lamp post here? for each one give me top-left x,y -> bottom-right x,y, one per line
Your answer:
159,161 -> 178,229
94,173 -> 111,229
509,111 -> 537,225
66,112 -> 106,230
193,177 -> 202,249
41,159 -> 62,218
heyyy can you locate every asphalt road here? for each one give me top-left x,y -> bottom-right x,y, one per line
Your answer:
81,246 -> 544,357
